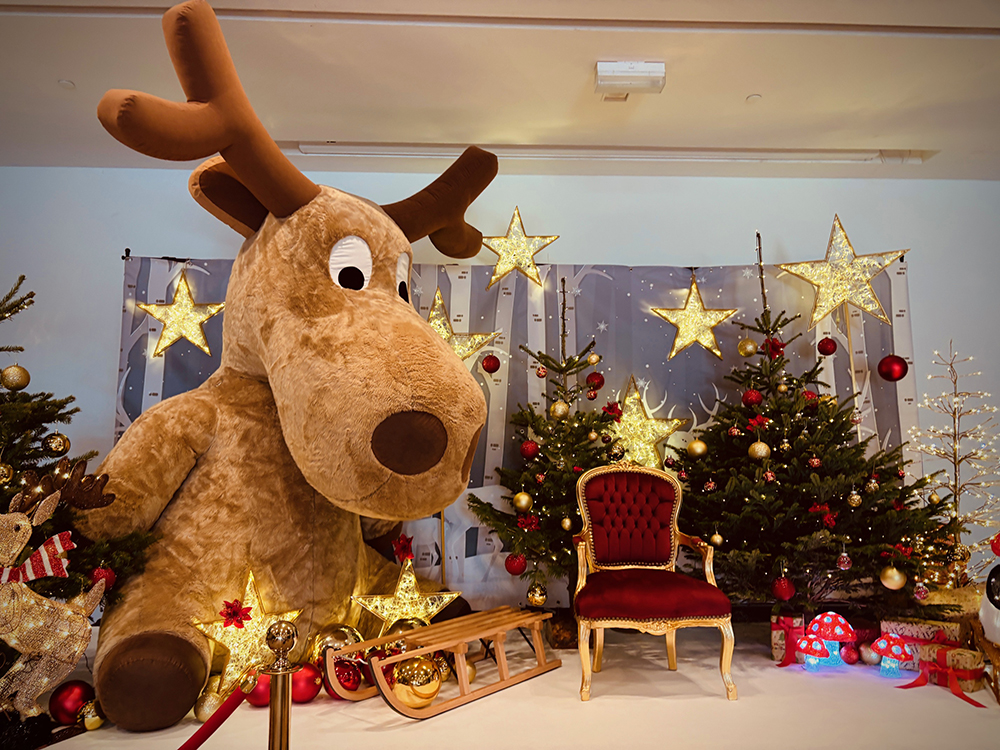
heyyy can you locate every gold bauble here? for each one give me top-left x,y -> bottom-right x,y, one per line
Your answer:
77,700 -> 105,731
392,656 -> 441,709
549,400 -> 570,420
385,617 -> 427,650
686,439 -> 708,459
308,622 -> 364,663
432,651 -> 452,682
464,660 -> 477,684
880,565 -> 907,591
777,383 -> 789,394
526,583 -> 548,607
865,479 -> 880,494
737,338 -> 758,357
587,353 -> 601,366
710,533 -> 723,547
512,492 -> 534,513
194,691 -> 224,723
1,363 -> 30,391
44,432 -> 71,456
952,544 -> 971,565
748,441 -> 771,460
859,642 -> 882,666
0,463 -> 12,485
587,431 -> 599,442
560,517 -> 573,531
848,492 -> 862,508
928,492 -> 941,505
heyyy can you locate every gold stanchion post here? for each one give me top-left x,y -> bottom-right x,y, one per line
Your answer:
262,620 -> 301,750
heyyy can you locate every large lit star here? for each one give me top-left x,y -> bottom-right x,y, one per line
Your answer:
610,376 -> 690,468
427,288 -> 501,360
193,571 -> 301,695
652,277 -> 737,359
482,207 -> 558,290
778,215 -> 907,329
352,559 -> 460,636
137,271 -> 225,356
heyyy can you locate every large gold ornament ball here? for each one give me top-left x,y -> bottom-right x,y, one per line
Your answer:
587,353 -> 601,366
385,617 -> 427,650
737,338 -> 758,357
392,656 -> 441,709
858,642 -> 882,666
526,583 -> 548,607
928,492 -> 941,505
1,364 -> 30,391
847,492 -> 863,508
194,691 -> 224,723
686,439 -> 708,459
549,400 -> 570,420
587,431 -> 599,442
265,620 -> 298,655
748,441 -> 771,460
710,533 -> 724,547
309,622 -> 364,663
880,565 -> 907,591
512,492 -> 534,513
44,432 -> 71,456
431,651 -> 452,682
0,463 -> 13,485
560,517 -> 573,531
77,700 -> 105,731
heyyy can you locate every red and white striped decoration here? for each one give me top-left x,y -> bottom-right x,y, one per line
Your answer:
0,531 -> 75,583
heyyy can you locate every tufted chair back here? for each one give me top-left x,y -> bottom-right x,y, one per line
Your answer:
578,465 -> 681,570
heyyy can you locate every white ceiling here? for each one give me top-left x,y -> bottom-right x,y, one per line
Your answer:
2,0 -> 1000,178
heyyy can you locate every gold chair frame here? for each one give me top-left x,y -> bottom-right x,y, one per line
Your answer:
574,463 -> 737,702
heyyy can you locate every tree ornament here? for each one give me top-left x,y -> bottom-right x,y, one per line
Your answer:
840,644 -> 860,665
663,456 -> 675,468
859,642 -> 882,666
535,473 -> 546,484
90,566 -> 116,591
778,439 -> 791,452
877,354 -> 909,382
928,491 -> 941,505
687,439 -> 708,458
817,337 -> 838,356
763,470 -> 776,483
555,517 -> 572,533
737,338 -> 758,357
748,441 -> 771,460
710,533 -> 723,547
607,376 -> 688,468
392,656 -> 442,709
587,431 -> 599,443
602,434 -> 612,444
291,662 -> 323,703
742,389 -> 763,407
481,354 -> 500,374
520,440 -> 540,459
880,565 -> 907,590
850,409 -> 863,425
897,468 -> 906,479
549,400 -> 570,420
49,680 -> 95,726
677,469 -> 688,480
808,457 -> 822,469
865,478 -> 880,493
771,576 -> 795,601
848,492 -> 863,508
0,463 -> 13,485
586,389 -> 598,401
504,553 -> 527,576
914,582 -> 930,601
703,480 -> 717,492
512,492 -> 533,513
585,352 -> 601,366
352,558 -> 460,636
585,372 -> 605,390
609,445 -> 626,461
526,583 -> 548,607
837,552 -> 853,571
483,207 -> 558,289
43,432 -> 71,456
652,275 -> 738,359
535,366 -> 548,378
763,338 -> 786,359
727,426 -> 742,437
1,363 -> 30,391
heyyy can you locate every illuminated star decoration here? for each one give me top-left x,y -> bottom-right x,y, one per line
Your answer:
778,215 -> 908,329
427,288 -> 501,360
193,571 -> 301,695
352,558 -> 460,636
652,276 -> 737,359
137,270 -> 225,356
609,376 -> 690,468
482,207 -> 559,290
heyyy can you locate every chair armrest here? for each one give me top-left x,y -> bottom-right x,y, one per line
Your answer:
677,531 -> 718,588
573,534 -> 589,596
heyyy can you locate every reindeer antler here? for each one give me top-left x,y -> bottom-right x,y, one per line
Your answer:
97,0 -> 319,219
9,459 -> 115,515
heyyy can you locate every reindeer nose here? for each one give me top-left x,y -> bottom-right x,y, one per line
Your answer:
371,411 -> 448,475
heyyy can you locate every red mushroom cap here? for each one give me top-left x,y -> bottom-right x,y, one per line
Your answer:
807,611 -> 856,642
796,634 -> 830,658
871,633 -> 911,661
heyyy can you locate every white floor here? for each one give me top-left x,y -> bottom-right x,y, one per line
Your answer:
61,623 -> 999,750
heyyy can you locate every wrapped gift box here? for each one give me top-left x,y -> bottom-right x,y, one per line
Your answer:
880,618 -> 965,671
771,614 -> 805,665
916,644 -> 986,694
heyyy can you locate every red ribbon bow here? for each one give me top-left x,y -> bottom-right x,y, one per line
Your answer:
898,648 -> 986,708
0,531 -> 75,583
772,616 -> 805,668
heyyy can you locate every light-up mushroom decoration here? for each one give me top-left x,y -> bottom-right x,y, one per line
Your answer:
806,612 -> 856,667
870,633 -> 911,678
796,635 -> 830,672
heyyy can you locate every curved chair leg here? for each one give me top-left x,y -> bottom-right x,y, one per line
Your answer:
593,627 -> 604,672
578,620 -> 592,701
718,619 -> 738,701
665,628 -> 677,671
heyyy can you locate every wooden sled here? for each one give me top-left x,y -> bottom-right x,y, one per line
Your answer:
323,606 -> 561,718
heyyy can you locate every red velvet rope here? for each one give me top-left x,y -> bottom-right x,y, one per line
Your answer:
897,648 -> 986,708
771,616 -> 805,668
177,689 -> 248,750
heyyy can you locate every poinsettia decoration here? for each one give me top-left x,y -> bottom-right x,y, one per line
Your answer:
602,401 -> 623,422
220,598 -> 252,628
392,533 -> 415,562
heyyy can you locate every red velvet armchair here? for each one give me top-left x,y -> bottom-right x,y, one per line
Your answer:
573,463 -> 737,701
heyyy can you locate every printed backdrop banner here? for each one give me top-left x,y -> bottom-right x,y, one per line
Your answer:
118,256 -> 917,609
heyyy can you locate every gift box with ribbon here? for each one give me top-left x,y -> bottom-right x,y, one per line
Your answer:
898,644 -> 986,707
880,618 -> 966,671
771,613 -> 805,667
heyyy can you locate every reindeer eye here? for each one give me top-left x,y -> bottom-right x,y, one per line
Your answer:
328,235 -> 372,291
396,254 -> 411,303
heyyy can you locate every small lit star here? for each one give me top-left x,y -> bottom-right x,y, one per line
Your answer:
571,287 -> 583,297
352,558 -> 460,635
482,207 -> 558,290
137,271 -> 224,356
597,321 -> 609,333
742,268 -> 755,280
652,276 -> 737,359
426,289 -> 501,360
609,376 -> 689,468
413,285 -> 424,298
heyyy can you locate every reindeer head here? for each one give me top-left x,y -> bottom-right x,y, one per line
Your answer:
97,0 -> 495,519
1,492 -> 59,568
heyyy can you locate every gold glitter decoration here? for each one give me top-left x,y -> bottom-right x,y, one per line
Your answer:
137,271 -> 225,356
652,276 -> 737,359
609,376 -> 689,468
426,288 -> 501,361
352,558 -> 460,637
482,207 -> 558,290
193,570 -> 301,696
778,215 -> 907,329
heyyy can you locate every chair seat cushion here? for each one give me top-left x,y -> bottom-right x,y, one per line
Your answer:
574,568 -> 732,621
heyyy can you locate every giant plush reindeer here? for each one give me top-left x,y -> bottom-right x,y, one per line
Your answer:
76,0 -> 496,731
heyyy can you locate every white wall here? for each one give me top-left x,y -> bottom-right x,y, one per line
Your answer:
1,165 -> 998,462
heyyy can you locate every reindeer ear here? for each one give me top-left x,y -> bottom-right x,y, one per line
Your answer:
189,157 -> 269,238
31,491 -> 61,526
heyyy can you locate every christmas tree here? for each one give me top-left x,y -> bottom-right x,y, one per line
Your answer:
467,279 -> 619,604
668,263 -> 959,618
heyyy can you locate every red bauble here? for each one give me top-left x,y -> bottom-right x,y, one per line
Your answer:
808,457 -> 822,469
764,470 -> 776,483
817,337 -> 837,356
677,470 -> 688,480
763,338 -> 786,359
742,389 -> 763,407
991,532 -> 1000,557
291,662 -> 323,703
89,566 -> 116,590
245,672 -> 271,707
586,389 -> 598,401
585,372 -> 605,390
802,390 -> 818,401
602,435 -> 612,444
535,473 -> 546,484
771,576 -> 796,602
727,426 -> 742,437
49,680 -> 95,725
505,553 -> 527,576
877,354 -> 909,382
481,354 -> 500,374
361,648 -> 398,687
323,657 -> 363,699
520,440 -> 540,459
840,644 -> 860,665
535,366 -> 547,378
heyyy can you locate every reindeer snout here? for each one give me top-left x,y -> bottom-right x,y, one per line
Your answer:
370,410 -> 449,475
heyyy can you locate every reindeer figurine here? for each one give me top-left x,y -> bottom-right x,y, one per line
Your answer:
75,0 -> 497,731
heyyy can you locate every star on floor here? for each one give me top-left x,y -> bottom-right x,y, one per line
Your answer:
137,270 -> 225,356
193,571 -> 301,695
482,207 -> 558,290
427,288 -> 501,360
610,376 -> 689,469
652,277 -> 737,359
352,558 -> 460,636
778,215 -> 907,329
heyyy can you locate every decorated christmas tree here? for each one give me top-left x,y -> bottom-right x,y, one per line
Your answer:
467,279 -> 618,606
